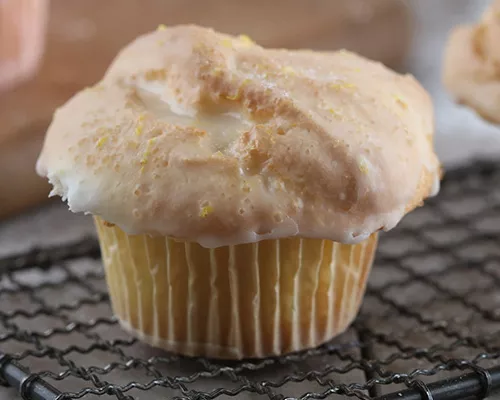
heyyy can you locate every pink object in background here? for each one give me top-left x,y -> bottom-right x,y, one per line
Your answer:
0,0 -> 49,92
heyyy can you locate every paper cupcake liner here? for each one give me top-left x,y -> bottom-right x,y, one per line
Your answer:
95,217 -> 378,359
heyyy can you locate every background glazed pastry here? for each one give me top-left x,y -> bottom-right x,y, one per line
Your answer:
37,25 -> 441,359
0,0 -> 411,220
443,0 -> 500,124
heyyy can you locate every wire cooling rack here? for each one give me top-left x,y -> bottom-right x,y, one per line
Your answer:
1,162 -> 500,400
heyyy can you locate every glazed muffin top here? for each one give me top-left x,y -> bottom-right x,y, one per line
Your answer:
443,0 -> 500,124
37,25 -> 441,248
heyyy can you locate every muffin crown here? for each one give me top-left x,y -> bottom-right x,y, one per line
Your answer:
37,25 -> 440,248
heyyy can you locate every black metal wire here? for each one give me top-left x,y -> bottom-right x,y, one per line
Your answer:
1,161 -> 500,399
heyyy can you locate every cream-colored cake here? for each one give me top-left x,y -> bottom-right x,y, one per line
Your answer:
37,25 -> 441,359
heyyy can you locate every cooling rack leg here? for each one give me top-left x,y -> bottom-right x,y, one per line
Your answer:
0,353 -> 62,400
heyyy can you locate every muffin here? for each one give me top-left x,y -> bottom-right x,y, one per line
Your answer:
443,0 -> 500,124
37,25 -> 441,359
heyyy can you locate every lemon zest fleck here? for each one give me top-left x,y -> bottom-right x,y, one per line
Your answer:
200,205 -> 214,218
144,69 -> 167,81
95,136 -> 108,148
221,38 -> 233,48
330,81 -> 357,91
225,79 -> 251,101
91,84 -> 104,92
135,114 -> 145,136
282,66 -> 296,75
359,158 -> 369,174
394,95 -> 408,109
238,34 -> 254,45
212,67 -> 223,77
157,24 -> 167,31
140,138 -> 156,166
225,92 -> 240,101
328,108 -> 343,119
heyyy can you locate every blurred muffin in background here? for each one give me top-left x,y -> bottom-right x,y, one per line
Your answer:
443,0 -> 500,124
0,0 -> 412,220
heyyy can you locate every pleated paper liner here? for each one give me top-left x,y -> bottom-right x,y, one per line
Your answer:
95,217 -> 378,359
